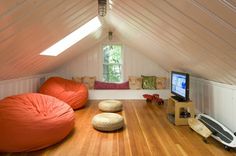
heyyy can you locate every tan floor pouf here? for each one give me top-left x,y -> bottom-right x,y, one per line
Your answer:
98,100 -> 123,112
92,113 -> 124,132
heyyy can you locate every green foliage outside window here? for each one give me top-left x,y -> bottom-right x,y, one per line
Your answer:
103,45 -> 122,82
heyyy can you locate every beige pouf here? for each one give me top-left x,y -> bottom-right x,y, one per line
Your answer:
98,100 -> 123,112
92,113 -> 124,132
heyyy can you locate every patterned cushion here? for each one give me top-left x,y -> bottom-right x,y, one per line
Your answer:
82,76 -> 96,89
128,76 -> 142,90
156,77 -> 167,89
72,76 -> 96,89
72,77 -> 82,83
142,75 -> 156,89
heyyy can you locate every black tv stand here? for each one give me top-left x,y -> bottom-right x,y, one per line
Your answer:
171,96 -> 187,102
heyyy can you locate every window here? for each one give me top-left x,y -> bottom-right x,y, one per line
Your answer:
40,16 -> 101,56
103,44 -> 122,82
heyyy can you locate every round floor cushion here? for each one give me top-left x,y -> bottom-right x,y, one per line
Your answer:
92,113 -> 124,132
98,100 -> 123,112
0,93 -> 75,152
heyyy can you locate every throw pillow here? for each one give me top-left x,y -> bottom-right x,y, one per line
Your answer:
141,75 -> 156,89
128,76 -> 142,90
82,76 -> 96,89
72,77 -> 82,83
156,77 -> 167,89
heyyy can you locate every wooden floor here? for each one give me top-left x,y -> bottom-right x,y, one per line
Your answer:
1,100 -> 236,156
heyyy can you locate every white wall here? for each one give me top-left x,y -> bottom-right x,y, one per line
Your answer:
190,77 -> 236,132
54,41 -> 168,81
0,74 -> 49,99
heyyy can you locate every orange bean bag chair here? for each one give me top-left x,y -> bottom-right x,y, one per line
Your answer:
0,93 -> 75,152
39,77 -> 88,110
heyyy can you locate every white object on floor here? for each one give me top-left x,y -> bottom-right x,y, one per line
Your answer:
99,100 -> 123,112
92,113 -> 124,132
196,113 -> 236,148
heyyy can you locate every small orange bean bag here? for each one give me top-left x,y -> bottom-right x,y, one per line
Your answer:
39,77 -> 88,110
0,93 -> 75,152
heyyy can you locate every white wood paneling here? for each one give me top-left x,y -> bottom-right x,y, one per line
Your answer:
1,0 -> 236,85
0,0 -> 105,80
54,38 -> 168,81
123,46 -> 168,79
233,90 -> 236,132
107,0 -> 236,85
0,74 -> 49,99
190,77 -> 236,132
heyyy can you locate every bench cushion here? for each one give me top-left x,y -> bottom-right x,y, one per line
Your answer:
94,81 -> 129,89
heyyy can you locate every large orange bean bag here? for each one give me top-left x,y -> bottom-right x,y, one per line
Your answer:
39,77 -> 88,110
0,93 -> 75,152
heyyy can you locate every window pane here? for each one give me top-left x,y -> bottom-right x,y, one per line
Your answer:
103,44 -> 122,82
103,73 -> 121,82
103,64 -> 121,75
103,45 -> 122,64
103,64 -> 122,82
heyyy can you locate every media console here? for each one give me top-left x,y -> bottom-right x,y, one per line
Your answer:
167,97 -> 195,126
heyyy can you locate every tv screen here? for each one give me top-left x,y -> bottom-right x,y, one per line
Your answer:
171,71 -> 189,101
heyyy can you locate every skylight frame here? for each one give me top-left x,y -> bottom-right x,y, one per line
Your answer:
40,16 -> 102,56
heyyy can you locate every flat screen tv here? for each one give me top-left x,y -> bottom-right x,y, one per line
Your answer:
171,71 -> 189,101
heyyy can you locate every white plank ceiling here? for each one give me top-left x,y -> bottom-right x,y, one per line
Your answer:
0,0 -> 235,85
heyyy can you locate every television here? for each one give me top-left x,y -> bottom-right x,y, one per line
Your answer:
171,71 -> 189,101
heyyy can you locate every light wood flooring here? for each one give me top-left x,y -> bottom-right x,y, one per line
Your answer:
1,100 -> 236,156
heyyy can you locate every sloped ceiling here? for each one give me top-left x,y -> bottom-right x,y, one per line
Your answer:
0,0 -> 106,80
0,0 -> 236,85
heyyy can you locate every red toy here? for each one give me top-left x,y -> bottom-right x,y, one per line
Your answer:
143,94 -> 164,105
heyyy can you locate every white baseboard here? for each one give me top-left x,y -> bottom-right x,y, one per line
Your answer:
89,89 -> 170,100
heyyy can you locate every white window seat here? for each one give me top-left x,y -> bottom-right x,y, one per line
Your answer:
88,89 -> 170,100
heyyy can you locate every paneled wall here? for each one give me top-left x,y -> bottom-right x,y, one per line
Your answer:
190,77 -> 236,132
0,74 -> 48,99
54,42 -> 168,80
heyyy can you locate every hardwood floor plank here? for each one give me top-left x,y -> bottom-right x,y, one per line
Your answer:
124,101 -> 152,156
1,100 -> 236,156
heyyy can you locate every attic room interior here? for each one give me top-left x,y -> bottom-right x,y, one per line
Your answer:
0,0 -> 236,155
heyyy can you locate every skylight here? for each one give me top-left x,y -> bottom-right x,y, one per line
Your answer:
40,16 -> 102,56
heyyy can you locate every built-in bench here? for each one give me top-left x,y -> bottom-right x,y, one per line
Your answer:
89,89 -> 170,100
73,76 -> 169,100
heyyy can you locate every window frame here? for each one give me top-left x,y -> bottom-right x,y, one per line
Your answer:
101,43 -> 123,82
